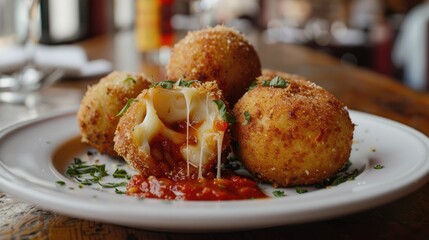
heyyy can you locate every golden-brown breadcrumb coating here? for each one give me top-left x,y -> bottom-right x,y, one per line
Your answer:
77,71 -> 151,156
166,25 -> 261,105
232,69 -> 354,187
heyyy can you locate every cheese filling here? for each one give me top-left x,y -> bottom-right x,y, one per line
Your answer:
132,85 -> 225,178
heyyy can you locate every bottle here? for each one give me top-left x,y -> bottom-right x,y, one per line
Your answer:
39,0 -> 88,44
159,0 -> 174,47
135,0 -> 174,57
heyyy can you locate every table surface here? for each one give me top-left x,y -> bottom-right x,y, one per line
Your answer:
1,30 -> 429,239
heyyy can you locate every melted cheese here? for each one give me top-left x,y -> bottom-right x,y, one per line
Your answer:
132,85 -> 225,178
182,87 -> 193,176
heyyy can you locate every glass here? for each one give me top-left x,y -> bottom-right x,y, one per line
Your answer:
0,0 -> 64,105
19,0 -> 41,86
0,0 -> 81,129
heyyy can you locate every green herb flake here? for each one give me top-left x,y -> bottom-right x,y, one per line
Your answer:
66,163 -> 108,178
116,98 -> 137,117
56,180 -> 66,186
75,178 -> 94,186
374,164 -> 384,170
115,188 -> 126,194
243,111 -> 251,125
123,77 -> 136,84
296,187 -> 308,194
65,155 -> 134,192
262,76 -> 289,88
313,161 -> 360,188
330,169 -> 359,186
66,158 -> 109,188
339,160 -> 352,172
213,100 -> 236,124
248,81 -> 257,90
177,78 -> 200,87
73,157 -> 83,165
113,168 -> 129,179
261,80 -> 270,87
150,80 -> 175,89
272,190 -> 286,197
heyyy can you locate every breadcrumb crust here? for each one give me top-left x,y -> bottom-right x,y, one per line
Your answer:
232,69 -> 355,187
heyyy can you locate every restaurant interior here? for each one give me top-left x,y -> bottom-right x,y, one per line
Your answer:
0,0 -> 428,91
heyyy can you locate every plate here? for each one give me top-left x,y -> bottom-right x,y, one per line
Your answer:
0,109 -> 429,232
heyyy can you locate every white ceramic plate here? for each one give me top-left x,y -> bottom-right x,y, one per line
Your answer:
0,109 -> 428,232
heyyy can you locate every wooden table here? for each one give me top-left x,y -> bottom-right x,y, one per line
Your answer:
1,31 -> 429,239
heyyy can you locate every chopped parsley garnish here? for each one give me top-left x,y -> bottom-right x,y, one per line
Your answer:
113,168 -> 130,179
248,81 -> 257,90
273,190 -> 286,197
65,157 -> 108,186
115,188 -> 126,194
75,178 -> 94,186
116,98 -> 137,117
374,164 -> 384,169
213,100 -> 236,124
56,180 -> 66,186
243,111 -> 251,125
330,169 -> 359,186
339,160 -> 352,172
64,156 -> 131,194
66,159 -> 107,178
295,187 -> 308,194
150,80 -> 175,89
177,78 -> 200,87
262,76 -> 289,88
73,157 -> 83,164
123,76 -> 136,84
313,161 -> 359,188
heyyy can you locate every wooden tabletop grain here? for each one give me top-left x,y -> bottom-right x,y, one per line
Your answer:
1,31 -> 429,239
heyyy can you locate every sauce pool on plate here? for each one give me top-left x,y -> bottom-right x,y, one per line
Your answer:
127,171 -> 267,200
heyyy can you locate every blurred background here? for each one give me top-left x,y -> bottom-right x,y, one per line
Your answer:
0,0 -> 428,91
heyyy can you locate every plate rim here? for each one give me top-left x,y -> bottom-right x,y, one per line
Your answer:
0,109 -> 429,231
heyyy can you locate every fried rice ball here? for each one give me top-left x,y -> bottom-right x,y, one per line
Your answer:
78,71 -> 151,156
232,70 -> 354,187
114,80 -> 231,181
166,25 -> 261,105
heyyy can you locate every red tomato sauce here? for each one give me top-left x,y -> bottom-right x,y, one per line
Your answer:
127,171 -> 267,200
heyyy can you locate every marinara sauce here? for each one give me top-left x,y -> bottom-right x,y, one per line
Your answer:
127,171 -> 267,200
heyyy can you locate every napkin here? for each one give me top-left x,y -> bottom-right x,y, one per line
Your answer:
0,45 -> 113,78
